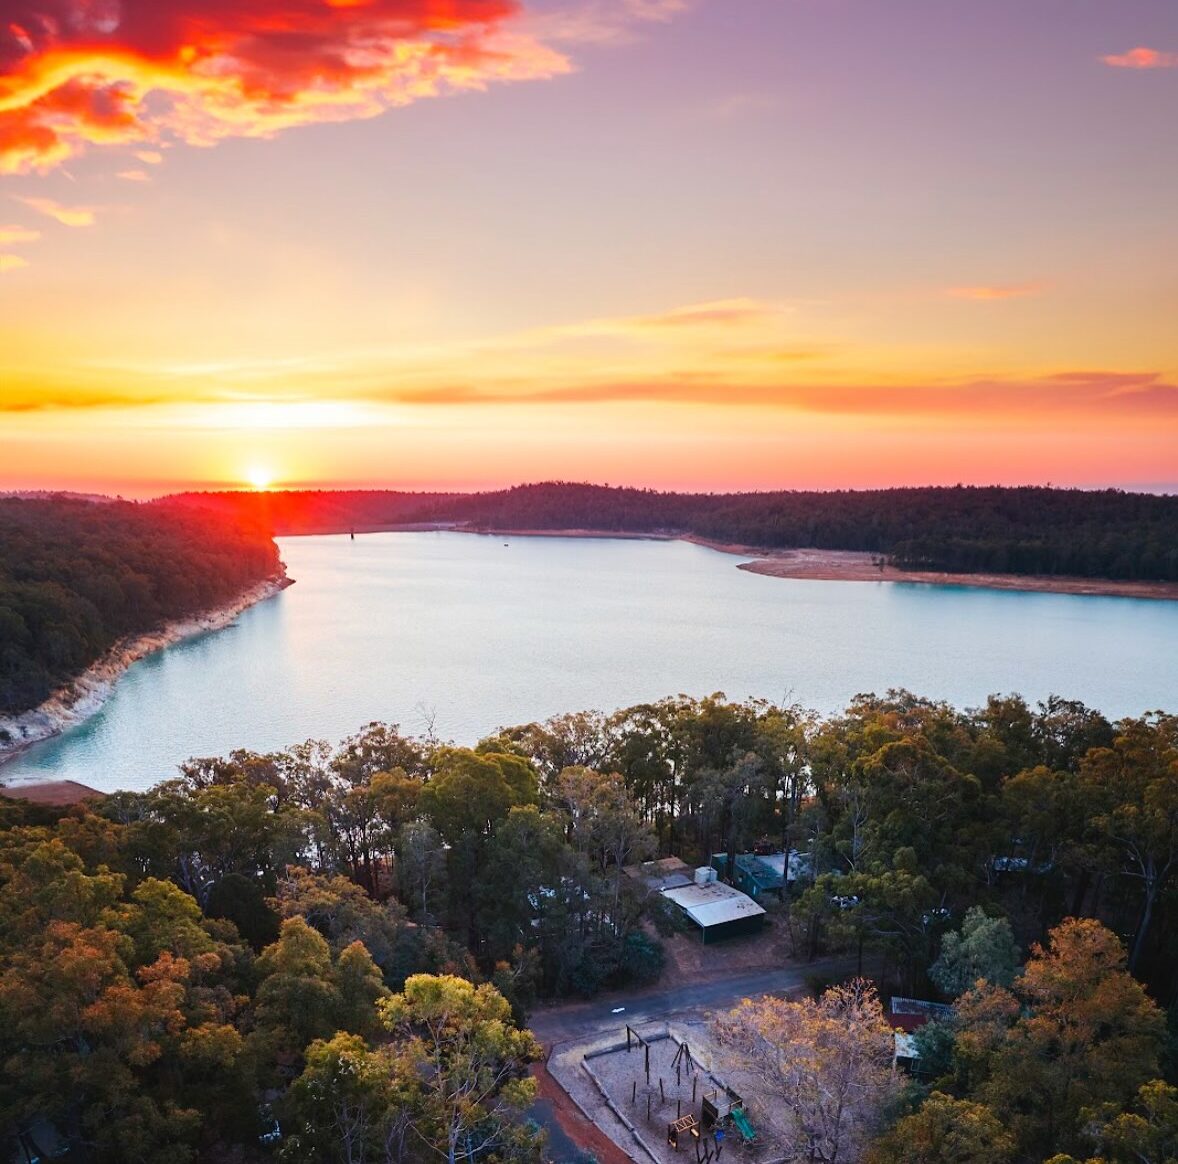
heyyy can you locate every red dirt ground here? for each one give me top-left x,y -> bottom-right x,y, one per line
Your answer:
532,1061 -> 635,1164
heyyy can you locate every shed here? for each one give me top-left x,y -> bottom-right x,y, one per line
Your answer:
711,850 -> 812,900
661,880 -> 767,943
889,997 -> 953,1032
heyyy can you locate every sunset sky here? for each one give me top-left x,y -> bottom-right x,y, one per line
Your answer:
1,0 -> 1176,497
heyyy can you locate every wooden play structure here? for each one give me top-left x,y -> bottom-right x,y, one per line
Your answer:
702,1087 -> 757,1146
611,1028 -> 758,1158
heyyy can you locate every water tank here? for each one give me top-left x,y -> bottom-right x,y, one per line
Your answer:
695,866 -> 717,886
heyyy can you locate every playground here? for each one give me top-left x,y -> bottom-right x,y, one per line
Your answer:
548,1022 -> 786,1164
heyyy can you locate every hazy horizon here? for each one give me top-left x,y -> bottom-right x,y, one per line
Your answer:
4,477 -> 1178,504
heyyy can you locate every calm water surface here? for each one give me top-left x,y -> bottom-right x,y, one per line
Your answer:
5,532 -> 1177,791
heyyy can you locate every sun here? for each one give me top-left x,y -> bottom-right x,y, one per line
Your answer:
244,465 -> 274,491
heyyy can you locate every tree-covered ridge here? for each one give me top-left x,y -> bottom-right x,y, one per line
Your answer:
0,498 -> 283,714
172,482 -> 1178,582
1,692 -> 1175,1162
166,488 -> 460,534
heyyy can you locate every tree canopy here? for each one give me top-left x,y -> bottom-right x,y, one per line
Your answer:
2,692 -> 1176,1162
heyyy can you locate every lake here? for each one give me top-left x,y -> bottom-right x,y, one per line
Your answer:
3,532 -> 1177,792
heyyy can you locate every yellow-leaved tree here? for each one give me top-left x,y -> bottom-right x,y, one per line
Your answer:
715,977 -> 900,1164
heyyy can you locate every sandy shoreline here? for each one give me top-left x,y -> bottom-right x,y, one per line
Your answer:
438,527 -> 1178,601
424,527 -> 1177,600
0,573 -> 293,773
729,548 -> 1178,600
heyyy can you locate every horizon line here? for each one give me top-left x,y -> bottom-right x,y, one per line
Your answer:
5,479 -> 1178,503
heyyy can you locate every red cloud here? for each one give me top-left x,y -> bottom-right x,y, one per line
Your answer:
0,1 -> 570,172
1101,46 -> 1178,69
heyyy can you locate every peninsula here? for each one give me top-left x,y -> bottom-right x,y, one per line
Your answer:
0,497 -> 288,764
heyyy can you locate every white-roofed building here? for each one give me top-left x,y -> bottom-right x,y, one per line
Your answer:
660,879 -> 767,943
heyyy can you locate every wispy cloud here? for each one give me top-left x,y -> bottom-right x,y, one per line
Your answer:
117,169 -> 151,183
631,299 -> 788,328
0,253 -> 30,273
706,92 -> 781,121
374,369 -> 1178,418
0,2 -> 581,175
16,196 -> 97,227
509,298 -> 796,345
0,223 -> 39,244
0,387 -> 173,411
527,0 -> 690,46
945,282 -> 1044,301
1101,47 -> 1178,69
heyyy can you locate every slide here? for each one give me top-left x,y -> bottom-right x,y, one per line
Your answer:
730,1108 -> 756,1144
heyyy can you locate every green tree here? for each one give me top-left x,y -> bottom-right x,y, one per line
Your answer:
1085,1078 -> 1178,1164
929,906 -> 1020,998
979,918 -> 1165,1158
395,820 -> 447,924
273,865 -> 416,986
868,1092 -> 1015,1164
254,916 -> 343,1053
1080,716 -> 1178,973
254,917 -> 388,1057
378,974 -> 542,1164
417,748 -> 539,844
281,1032 -> 416,1164
336,941 -> 388,1040
475,805 -> 566,966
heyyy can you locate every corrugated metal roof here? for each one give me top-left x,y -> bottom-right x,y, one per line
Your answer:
661,881 -> 767,928
713,849 -> 813,888
891,997 -> 953,1020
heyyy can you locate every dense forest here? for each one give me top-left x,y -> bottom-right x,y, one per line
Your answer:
2,692 -> 1175,1162
165,489 -> 459,536
0,498 -> 283,715
170,483 -> 1178,582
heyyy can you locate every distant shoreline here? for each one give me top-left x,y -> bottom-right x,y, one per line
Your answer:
728,547 -> 1178,601
285,524 -> 1178,602
0,573 -> 293,776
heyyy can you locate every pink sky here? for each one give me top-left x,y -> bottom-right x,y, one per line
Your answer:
1,0 -> 1176,496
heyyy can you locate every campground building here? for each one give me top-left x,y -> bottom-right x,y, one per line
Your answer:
624,857 -> 767,943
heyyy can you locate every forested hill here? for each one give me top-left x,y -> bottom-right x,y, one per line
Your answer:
170,483 -> 1178,582
0,498 -> 282,714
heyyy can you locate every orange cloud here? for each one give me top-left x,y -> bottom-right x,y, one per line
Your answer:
117,168 -> 150,181
0,1 -> 571,172
16,195 -> 96,225
1101,46 -> 1178,69
946,282 -> 1043,301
